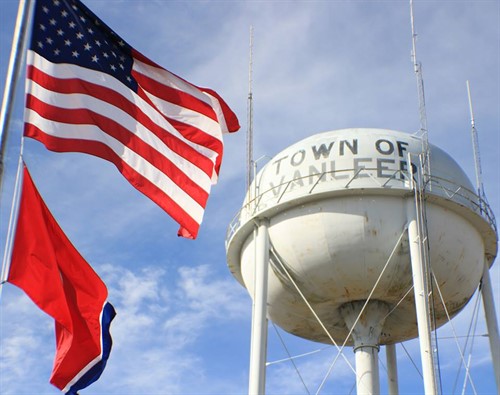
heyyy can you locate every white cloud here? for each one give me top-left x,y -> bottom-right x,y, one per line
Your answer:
0,291 -> 55,394
93,262 -> 249,394
0,262 -> 250,395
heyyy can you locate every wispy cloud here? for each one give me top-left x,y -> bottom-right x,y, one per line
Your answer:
94,262 -> 249,394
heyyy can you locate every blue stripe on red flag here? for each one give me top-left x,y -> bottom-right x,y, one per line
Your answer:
65,302 -> 116,395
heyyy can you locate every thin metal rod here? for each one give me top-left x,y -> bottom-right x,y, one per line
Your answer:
0,0 -> 33,192
270,246 -> 358,393
430,272 -> 478,394
466,80 -> 476,133
410,0 -> 419,76
266,346 -> 329,367
248,218 -> 269,395
480,260 -> 500,391
382,285 -> 414,323
460,355 -> 473,395
466,81 -> 485,202
450,288 -> 482,394
246,26 -> 254,193
409,0 -> 431,180
310,227 -> 407,394
269,323 -> 311,394
401,342 -> 423,379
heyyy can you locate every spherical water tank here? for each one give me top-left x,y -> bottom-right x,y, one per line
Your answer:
226,128 -> 497,345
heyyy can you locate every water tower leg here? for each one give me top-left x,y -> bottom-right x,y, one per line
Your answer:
480,259 -> 500,390
341,301 -> 390,395
248,218 -> 270,395
385,344 -> 399,395
406,199 -> 438,395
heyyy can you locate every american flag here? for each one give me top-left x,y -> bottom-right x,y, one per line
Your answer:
25,0 -> 240,239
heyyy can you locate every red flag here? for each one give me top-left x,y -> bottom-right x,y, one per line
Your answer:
24,0 -> 240,239
7,164 -> 116,394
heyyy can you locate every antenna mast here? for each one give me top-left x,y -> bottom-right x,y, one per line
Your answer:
409,3 -> 441,393
410,0 -> 431,179
466,80 -> 485,205
246,26 -> 254,193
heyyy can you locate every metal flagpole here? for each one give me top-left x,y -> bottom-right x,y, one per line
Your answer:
0,0 -> 33,192
0,138 -> 25,301
248,218 -> 270,395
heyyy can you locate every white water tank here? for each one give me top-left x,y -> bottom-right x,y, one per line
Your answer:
226,128 -> 497,345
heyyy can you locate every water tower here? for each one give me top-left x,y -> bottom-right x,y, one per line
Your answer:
225,128 -> 498,394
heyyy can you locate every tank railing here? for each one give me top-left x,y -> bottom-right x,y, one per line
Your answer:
427,176 -> 466,201
426,175 -> 497,233
347,168 -> 413,189
308,171 -> 326,194
440,184 -> 463,200
306,168 -> 406,194
369,170 -> 396,188
226,167 -> 413,246
265,167 -> 411,214
383,169 -> 412,186
344,167 -> 366,188
251,191 -> 265,214
226,168 -> 496,247
226,217 -> 241,246
276,180 -> 292,204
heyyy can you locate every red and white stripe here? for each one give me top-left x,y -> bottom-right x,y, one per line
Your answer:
24,50 -> 239,238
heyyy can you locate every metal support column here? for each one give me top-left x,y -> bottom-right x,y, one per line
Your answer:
248,218 -> 270,395
480,260 -> 500,391
341,301 -> 390,395
386,344 -> 399,395
406,198 -> 438,395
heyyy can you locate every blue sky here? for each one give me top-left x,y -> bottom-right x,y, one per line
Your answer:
0,1 -> 499,394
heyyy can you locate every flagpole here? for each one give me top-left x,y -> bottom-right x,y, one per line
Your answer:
0,0 -> 33,300
0,0 -> 33,193
0,138 -> 25,299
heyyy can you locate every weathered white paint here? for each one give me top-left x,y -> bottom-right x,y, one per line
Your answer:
227,128 -> 497,346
